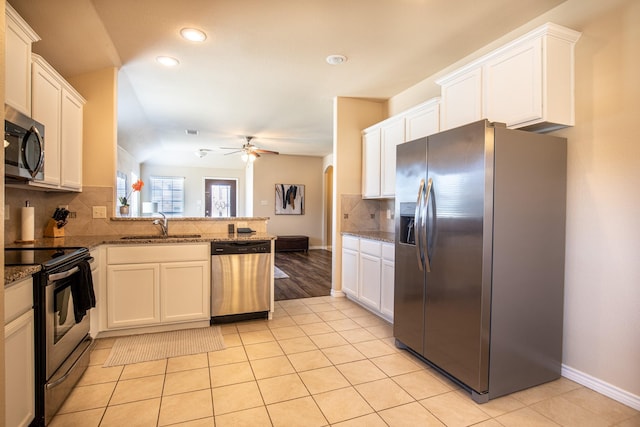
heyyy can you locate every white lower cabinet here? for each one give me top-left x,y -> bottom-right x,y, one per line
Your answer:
89,248 -> 101,336
107,263 -> 161,329
341,235 -> 394,322
106,244 -> 210,330
160,261 -> 209,323
358,239 -> 382,311
380,244 -> 395,320
341,236 -> 359,298
4,277 -> 35,427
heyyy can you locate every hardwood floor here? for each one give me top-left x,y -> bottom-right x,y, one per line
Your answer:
274,249 -> 332,300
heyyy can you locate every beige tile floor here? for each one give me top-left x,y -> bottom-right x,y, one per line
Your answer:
50,296 -> 639,427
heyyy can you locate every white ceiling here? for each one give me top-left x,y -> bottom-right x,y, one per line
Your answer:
9,0 -> 565,168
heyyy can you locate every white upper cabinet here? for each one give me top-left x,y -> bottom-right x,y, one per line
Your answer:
483,37 -> 542,128
404,98 -> 440,141
437,23 -> 581,132
362,98 -> 439,199
439,67 -> 483,131
31,55 -> 85,191
60,89 -> 84,189
483,23 -> 581,131
362,117 -> 405,199
362,127 -> 381,198
4,3 -> 40,115
31,58 -> 62,186
380,117 -> 405,197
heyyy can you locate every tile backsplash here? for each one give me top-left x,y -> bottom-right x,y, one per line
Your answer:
5,188 -> 391,244
5,186 -> 268,245
5,186 -> 114,244
341,194 -> 394,234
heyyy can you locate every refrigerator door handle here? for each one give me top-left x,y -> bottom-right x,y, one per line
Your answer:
423,178 -> 433,272
414,179 -> 425,271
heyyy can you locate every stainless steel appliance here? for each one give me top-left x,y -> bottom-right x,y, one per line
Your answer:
210,240 -> 271,322
4,104 -> 45,181
394,120 -> 567,403
5,247 -> 94,426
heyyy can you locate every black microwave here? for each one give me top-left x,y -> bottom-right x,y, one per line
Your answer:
4,104 -> 45,181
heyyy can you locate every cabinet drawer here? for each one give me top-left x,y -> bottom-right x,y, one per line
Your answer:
5,277 -> 33,324
342,236 -> 359,251
359,239 -> 382,257
107,244 -> 209,264
382,243 -> 395,261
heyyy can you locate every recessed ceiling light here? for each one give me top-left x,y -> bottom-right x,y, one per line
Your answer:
326,54 -> 347,65
180,27 -> 207,42
156,56 -> 180,67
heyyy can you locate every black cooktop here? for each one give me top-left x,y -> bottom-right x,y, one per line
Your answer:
5,247 -> 89,269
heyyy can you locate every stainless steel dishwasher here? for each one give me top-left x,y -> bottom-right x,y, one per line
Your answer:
210,240 -> 271,322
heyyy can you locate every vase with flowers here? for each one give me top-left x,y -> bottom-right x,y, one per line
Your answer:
119,179 -> 144,216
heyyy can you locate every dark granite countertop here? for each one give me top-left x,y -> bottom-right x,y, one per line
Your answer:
5,232 -> 277,286
5,265 -> 41,286
341,231 -> 395,243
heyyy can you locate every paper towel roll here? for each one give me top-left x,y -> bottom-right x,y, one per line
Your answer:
21,206 -> 35,241
20,246 -> 35,264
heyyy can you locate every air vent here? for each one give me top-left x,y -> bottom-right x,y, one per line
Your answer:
186,129 -> 199,136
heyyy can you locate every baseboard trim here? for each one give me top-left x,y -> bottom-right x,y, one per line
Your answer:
562,364 -> 640,410
330,289 -> 346,297
309,245 -> 331,251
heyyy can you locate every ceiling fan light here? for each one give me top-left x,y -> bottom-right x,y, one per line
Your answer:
248,152 -> 257,162
180,27 -> 207,42
241,152 -> 249,162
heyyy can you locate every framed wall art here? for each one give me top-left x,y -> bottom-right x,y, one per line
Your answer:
275,184 -> 304,215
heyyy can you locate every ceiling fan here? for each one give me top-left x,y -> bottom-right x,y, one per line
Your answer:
221,136 -> 280,162
194,136 -> 280,160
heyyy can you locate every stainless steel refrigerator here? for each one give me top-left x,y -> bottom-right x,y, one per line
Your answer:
394,119 -> 567,403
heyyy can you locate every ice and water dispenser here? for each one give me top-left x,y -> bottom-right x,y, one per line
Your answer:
399,202 -> 416,245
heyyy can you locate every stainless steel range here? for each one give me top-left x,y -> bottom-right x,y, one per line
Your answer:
5,247 -> 95,426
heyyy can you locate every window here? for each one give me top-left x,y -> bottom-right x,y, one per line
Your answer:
116,171 -> 128,206
150,176 -> 185,215
116,171 -> 140,214
130,172 -> 140,215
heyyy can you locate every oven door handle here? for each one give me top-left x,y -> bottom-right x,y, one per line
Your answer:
47,257 -> 94,282
45,337 -> 93,390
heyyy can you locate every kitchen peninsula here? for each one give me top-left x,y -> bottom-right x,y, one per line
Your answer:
5,216 -> 278,342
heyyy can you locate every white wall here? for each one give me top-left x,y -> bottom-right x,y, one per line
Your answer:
386,0 -> 640,407
140,164 -> 246,217
252,154 -> 324,247
332,97 -> 386,294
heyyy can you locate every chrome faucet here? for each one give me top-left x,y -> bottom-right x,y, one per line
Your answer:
153,212 -> 169,236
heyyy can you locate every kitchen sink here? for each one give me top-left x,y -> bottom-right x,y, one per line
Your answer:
121,234 -> 202,240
